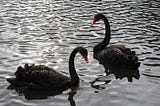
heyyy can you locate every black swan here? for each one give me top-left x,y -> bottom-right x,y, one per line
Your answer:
92,13 -> 140,69
6,47 -> 88,90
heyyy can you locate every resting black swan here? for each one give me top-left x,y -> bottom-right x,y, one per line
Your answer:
92,13 -> 140,69
6,47 -> 88,90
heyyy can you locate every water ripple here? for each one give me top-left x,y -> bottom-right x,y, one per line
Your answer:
0,0 -> 160,106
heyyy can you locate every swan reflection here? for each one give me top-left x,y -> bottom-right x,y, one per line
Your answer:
7,85 -> 77,105
91,66 -> 140,90
105,66 -> 140,82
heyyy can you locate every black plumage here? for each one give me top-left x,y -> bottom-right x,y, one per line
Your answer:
93,13 -> 140,69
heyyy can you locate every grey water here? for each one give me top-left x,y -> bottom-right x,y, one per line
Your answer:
0,0 -> 160,106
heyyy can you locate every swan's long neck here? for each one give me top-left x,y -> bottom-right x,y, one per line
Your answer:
69,48 -> 79,85
94,15 -> 111,54
103,16 -> 111,46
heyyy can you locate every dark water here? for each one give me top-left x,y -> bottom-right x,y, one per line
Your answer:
0,0 -> 160,106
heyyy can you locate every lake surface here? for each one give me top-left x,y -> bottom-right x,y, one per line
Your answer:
0,0 -> 160,106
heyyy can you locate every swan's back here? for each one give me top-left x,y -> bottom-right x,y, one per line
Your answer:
7,64 -> 70,89
95,45 -> 140,69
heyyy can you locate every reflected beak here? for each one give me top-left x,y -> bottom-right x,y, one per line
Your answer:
83,55 -> 89,63
92,18 -> 96,24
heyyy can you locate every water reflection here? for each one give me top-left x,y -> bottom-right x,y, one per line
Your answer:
68,91 -> 77,106
0,0 -> 160,105
91,77 -> 111,90
7,85 -> 78,102
91,66 -> 140,90
105,66 -> 140,82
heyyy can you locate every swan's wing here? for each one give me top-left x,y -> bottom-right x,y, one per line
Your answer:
25,64 -> 57,72
97,47 -> 140,69
13,64 -> 70,89
98,47 -> 123,64
25,69 -> 70,88
109,45 -> 136,55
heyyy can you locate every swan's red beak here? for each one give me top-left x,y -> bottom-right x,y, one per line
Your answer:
92,18 -> 96,24
83,55 -> 89,63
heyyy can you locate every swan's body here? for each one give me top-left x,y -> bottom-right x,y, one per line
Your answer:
7,47 -> 88,90
93,13 -> 140,69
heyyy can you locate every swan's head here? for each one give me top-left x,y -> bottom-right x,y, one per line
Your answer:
92,13 -> 105,24
79,47 -> 88,63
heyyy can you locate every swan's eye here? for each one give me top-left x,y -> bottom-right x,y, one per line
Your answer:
83,54 -> 88,63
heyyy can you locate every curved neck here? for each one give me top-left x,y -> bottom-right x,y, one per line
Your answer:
69,48 -> 79,85
94,15 -> 111,53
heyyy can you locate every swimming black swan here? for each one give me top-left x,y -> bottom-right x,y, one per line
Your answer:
6,47 -> 88,90
92,13 -> 140,69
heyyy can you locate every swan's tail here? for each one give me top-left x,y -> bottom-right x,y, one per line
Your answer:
6,64 -> 32,85
5,75 -> 16,84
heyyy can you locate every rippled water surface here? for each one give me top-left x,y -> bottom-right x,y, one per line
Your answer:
0,0 -> 160,106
